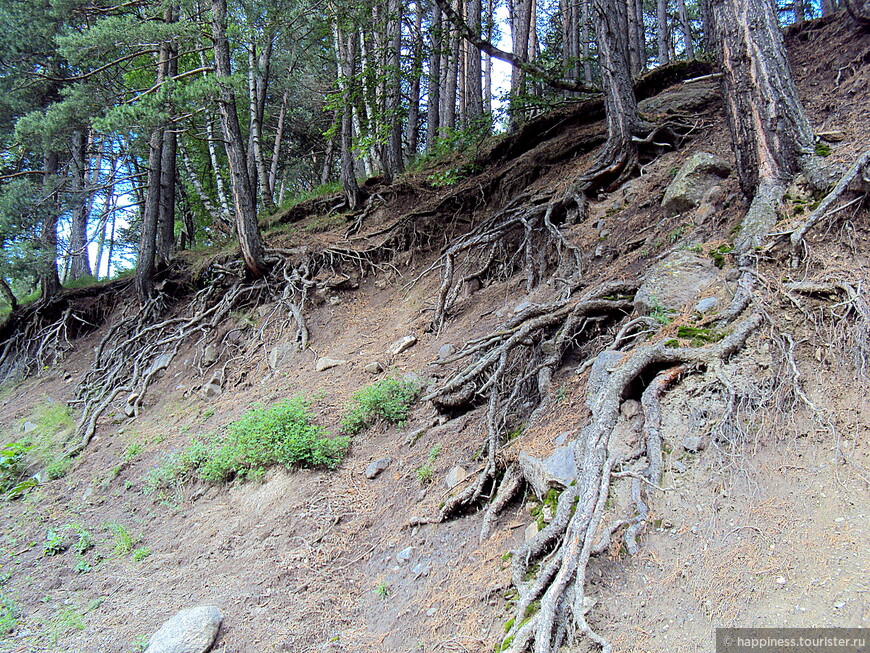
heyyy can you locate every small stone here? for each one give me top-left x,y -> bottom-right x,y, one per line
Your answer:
594,245 -> 605,258
202,383 -> 222,399
445,466 -> 467,489
144,352 -> 173,377
412,562 -> 431,578
437,343 -> 457,360
541,505 -> 554,523
833,601 -> 846,609
21,421 -> 37,434
374,278 -> 389,290
268,343 -> 297,369
396,547 -> 414,564
524,522 -> 539,542
426,608 -> 437,617
364,361 -> 384,374
598,229 -> 611,239
365,458 -> 392,480
315,357 -> 346,372
390,335 -> 418,356
326,295 -> 341,306
776,576 -> 786,585
201,345 -> 219,367
620,400 -> 642,419
672,460 -> 687,473
834,517 -> 845,523
695,297 -> 719,314
144,605 -> 222,653
682,436 -> 704,453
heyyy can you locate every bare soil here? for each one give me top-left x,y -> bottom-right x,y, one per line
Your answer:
0,13 -> 867,653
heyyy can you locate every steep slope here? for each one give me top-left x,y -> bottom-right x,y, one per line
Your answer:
0,14 -> 867,653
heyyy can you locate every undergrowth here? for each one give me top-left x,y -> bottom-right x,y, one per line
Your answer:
144,397 -> 348,493
340,377 -> 422,435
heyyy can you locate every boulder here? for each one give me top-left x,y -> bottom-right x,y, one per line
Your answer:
315,357 -> 346,372
695,297 -> 719,314
144,605 -> 222,653
364,361 -> 384,375
634,251 -> 719,317
200,345 -> 218,368
519,444 -> 579,497
444,466 -> 467,489
662,152 -> 732,215
364,458 -> 392,480
436,343 -> 457,360
21,421 -> 37,434
144,352 -> 173,377
390,335 -> 418,356
268,343 -> 297,370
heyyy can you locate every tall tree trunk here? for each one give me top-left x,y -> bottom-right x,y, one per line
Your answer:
442,25 -> 459,135
211,0 -> 266,277
383,0 -> 404,181
483,0 -> 494,110
39,151 -> 61,301
427,2 -> 443,148
676,0 -> 694,58
269,89 -> 289,196
581,0 -> 593,84
68,130 -> 91,280
0,278 -> 17,311
406,1 -> 425,157
702,0 -> 817,250
156,4 -> 178,267
657,0 -> 671,64
510,0 -> 533,128
135,127 -> 164,301
466,0 -> 483,121
335,24 -> 363,209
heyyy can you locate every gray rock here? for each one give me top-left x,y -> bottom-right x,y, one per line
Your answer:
396,546 -> 414,564
315,357 -> 346,372
268,343 -> 297,369
585,350 -> 625,409
365,458 -> 392,479
662,152 -> 732,215
682,436 -> 705,453
620,399 -> 642,419
201,345 -> 219,368
145,352 -> 173,377
445,466 -> 467,489
634,251 -> 719,316
21,421 -> 37,434
553,431 -> 572,446
695,297 -> 719,314
202,382 -> 222,399
364,361 -> 384,374
144,605 -> 222,653
390,335 -> 418,356
374,278 -> 389,290
524,522 -> 540,542
437,343 -> 457,360
519,445 -> 579,497
412,561 -> 431,578
638,80 -> 720,116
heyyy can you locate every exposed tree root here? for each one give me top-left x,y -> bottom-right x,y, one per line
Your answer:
498,314 -> 761,653
423,282 -> 637,528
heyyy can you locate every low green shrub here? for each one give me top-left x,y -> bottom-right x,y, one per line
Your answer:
0,442 -> 31,495
341,377 -> 422,435
144,397 -> 348,491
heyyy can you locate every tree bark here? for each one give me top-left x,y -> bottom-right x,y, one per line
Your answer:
406,1 -> 425,156
135,126 -> 164,301
383,0 -> 404,181
466,0 -> 483,121
68,130 -> 92,280
702,0 -> 817,250
426,2 -> 443,148
334,24 -> 363,209
211,0 -> 266,277
657,0 -> 670,64
676,0 -> 694,58
0,278 -> 17,312
38,151 -> 61,300
156,4 -> 178,267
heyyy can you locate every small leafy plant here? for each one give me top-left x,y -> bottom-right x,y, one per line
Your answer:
106,522 -> 137,555
415,444 -> 441,485
341,377 -> 422,435
375,581 -> 390,599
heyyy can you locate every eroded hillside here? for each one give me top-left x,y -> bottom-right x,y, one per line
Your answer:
0,14 -> 868,653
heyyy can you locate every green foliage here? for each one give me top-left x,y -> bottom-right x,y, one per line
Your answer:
648,297 -> 675,325
676,326 -> 724,346
0,594 -> 17,634
341,378 -> 421,435
375,581 -> 390,599
708,244 -> 734,269
43,528 -> 69,556
415,444 -> 441,485
131,547 -> 150,562
0,442 -> 32,497
146,398 -> 347,492
814,142 -> 832,157
106,522 -> 137,556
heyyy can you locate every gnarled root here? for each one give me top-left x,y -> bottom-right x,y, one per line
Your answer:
499,314 -> 762,653
425,282 -> 637,527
